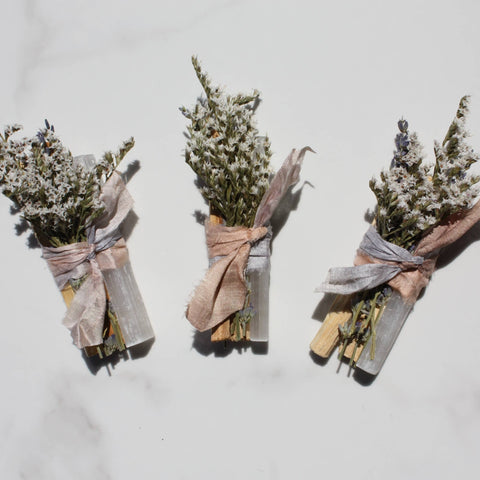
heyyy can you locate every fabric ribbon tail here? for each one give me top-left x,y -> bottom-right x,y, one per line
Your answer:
93,172 -> 134,249
187,245 -> 251,332
62,264 -> 107,348
316,263 -> 402,295
254,146 -> 314,227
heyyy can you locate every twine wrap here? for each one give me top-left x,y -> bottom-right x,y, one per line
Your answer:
42,172 -> 133,348
187,146 -> 313,331
317,200 -> 480,303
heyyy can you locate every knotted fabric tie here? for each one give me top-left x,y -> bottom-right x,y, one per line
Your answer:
187,222 -> 268,331
42,172 -> 133,348
318,199 -> 480,303
187,146 -> 314,331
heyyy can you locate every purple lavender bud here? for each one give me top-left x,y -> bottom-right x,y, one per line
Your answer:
398,119 -> 408,133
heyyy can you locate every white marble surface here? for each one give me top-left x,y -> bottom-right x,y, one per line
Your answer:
1,1 -> 480,478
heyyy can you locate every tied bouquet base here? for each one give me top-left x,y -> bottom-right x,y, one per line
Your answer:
60,257 -> 154,359
209,211 -> 270,343
311,290 -> 413,375
311,290 -> 407,375
58,155 -> 154,359
61,282 -> 125,358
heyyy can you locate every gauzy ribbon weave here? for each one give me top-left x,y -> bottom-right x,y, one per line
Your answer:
42,172 -> 133,348
317,199 -> 480,303
187,146 -> 313,331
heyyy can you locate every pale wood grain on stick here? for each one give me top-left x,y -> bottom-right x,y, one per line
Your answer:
310,294 -> 352,358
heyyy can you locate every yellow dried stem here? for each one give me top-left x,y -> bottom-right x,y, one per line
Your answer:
343,341 -> 364,362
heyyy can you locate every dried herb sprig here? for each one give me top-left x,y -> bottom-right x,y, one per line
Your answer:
180,56 -> 272,227
0,120 -> 134,247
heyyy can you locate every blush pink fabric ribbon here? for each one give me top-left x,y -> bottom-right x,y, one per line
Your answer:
42,172 -> 133,348
356,199 -> 480,303
187,146 -> 313,331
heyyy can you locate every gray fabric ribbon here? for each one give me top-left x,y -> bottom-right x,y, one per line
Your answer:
42,172 -> 133,348
317,226 -> 424,295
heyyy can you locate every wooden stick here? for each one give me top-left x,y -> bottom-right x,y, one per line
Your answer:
61,284 -> 75,306
211,320 -> 231,342
310,294 -> 352,358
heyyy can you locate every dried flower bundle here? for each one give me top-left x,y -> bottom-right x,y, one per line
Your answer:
0,121 -> 152,358
182,57 -> 311,343
313,96 -> 480,374
181,57 -> 272,341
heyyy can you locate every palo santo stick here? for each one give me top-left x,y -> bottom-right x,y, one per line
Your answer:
310,294 -> 352,358
61,284 -> 75,306
211,320 -> 231,342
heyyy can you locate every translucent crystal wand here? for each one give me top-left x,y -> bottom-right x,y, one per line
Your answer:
355,290 -> 413,375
